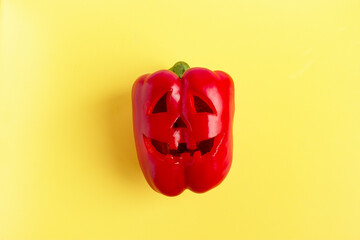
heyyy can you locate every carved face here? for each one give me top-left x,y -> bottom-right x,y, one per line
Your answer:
132,68 -> 234,196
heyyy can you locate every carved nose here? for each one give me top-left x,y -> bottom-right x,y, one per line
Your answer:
172,117 -> 187,128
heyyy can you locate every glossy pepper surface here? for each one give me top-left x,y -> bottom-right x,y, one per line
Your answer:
132,62 -> 234,196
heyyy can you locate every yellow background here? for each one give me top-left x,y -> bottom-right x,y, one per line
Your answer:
1,0 -> 360,239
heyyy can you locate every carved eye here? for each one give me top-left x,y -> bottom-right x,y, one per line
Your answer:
193,96 -> 213,113
152,93 -> 167,113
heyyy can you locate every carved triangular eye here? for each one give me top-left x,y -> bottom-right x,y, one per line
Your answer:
152,93 -> 167,113
193,96 -> 213,113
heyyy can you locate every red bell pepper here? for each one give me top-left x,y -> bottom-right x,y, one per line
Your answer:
132,62 -> 234,196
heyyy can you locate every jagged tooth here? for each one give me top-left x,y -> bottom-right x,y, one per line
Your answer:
193,150 -> 201,159
190,150 -> 201,165
187,138 -> 197,150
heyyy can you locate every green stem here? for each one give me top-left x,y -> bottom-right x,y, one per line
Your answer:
169,61 -> 190,79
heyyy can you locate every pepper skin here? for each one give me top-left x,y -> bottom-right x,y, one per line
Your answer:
132,62 -> 234,196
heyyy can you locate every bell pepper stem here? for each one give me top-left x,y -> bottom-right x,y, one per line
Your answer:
169,61 -> 190,79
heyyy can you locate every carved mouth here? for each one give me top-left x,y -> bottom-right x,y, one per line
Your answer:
150,137 -> 215,157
